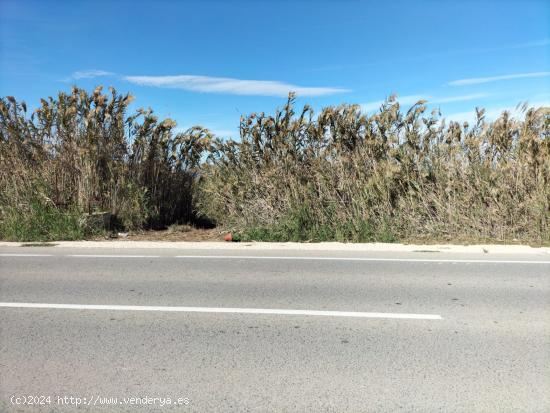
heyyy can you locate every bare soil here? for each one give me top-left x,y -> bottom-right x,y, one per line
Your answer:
94,227 -> 227,242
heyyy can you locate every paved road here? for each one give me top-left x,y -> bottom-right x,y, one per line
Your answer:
1,246 -> 549,412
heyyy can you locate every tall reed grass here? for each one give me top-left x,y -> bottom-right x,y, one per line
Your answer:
0,87 -> 210,240
197,94 -> 550,244
1,88 -> 549,243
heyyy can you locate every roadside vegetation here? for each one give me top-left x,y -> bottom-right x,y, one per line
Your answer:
1,87 -> 549,243
0,87 -> 211,241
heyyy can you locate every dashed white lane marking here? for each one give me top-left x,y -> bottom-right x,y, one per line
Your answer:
0,302 -> 442,320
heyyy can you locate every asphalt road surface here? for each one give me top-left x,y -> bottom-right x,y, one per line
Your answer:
1,246 -> 549,412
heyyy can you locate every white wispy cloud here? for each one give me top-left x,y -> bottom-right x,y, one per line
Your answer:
444,101 -> 550,123
448,72 -> 550,86
361,93 -> 488,112
70,70 -> 114,80
123,74 -> 349,97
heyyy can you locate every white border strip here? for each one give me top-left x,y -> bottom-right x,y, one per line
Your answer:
0,302 -> 442,320
3,240 -> 548,255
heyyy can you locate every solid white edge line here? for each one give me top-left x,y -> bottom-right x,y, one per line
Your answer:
174,255 -> 550,264
68,255 -> 160,258
0,302 -> 442,320
1,253 -> 548,264
0,254 -> 52,257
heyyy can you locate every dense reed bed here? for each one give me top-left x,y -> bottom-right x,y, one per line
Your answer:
0,87 -> 210,240
1,88 -> 549,243
198,95 -> 550,243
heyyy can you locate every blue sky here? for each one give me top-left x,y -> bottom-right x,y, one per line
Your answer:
1,0 -> 549,137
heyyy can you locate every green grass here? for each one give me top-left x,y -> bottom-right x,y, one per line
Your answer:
235,205 -> 397,242
0,202 -> 100,242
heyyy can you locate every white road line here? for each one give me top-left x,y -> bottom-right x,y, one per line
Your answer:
0,302 -> 442,320
68,255 -> 160,258
1,253 -> 548,264
0,254 -> 52,257
175,255 -> 550,264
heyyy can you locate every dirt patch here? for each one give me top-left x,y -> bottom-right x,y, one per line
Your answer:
94,227 -> 227,242
21,242 -> 59,247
